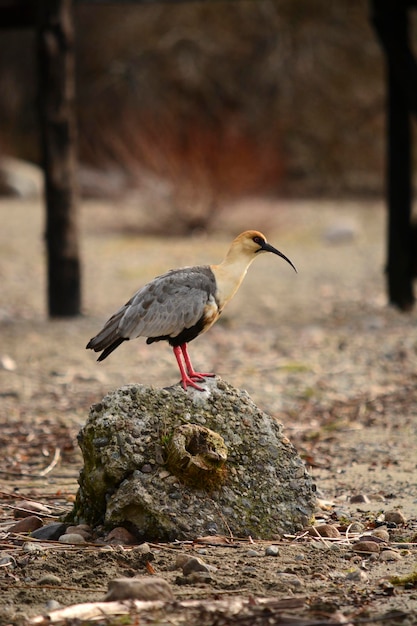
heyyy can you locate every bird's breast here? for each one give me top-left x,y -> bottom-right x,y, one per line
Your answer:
201,295 -> 221,332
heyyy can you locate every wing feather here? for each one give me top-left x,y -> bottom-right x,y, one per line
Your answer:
88,266 -> 217,351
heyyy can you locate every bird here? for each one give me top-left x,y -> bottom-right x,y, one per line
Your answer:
86,230 -> 296,391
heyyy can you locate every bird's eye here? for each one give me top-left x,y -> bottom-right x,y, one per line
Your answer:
253,236 -> 264,245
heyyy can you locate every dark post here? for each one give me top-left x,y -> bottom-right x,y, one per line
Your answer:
37,0 -> 81,317
387,39 -> 413,310
371,0 -> 416,311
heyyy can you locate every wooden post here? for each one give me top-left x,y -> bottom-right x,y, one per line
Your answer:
371,0 -> 416,310
387,41 -> 414,310
37,0 -> 81,317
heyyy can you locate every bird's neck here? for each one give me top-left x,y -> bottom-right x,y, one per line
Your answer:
211,251 -> 255,310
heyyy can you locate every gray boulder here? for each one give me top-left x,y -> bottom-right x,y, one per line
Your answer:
72,377 -> 316,540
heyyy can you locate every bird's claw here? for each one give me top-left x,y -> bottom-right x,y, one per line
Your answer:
181,375 -> 205,391
189,372 -> 215,381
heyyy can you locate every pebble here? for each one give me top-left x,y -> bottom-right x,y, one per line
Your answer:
275,573 -> 303,590
13,500 -> 50,519
7,516 -> 43,534
359,534 -> 387,545
58,533 -> 86,544
174,553 -> 191,569
0,355 -> 17,371
133,542 -> 152,555
45,600 -> 61,611
370,528 -> 390,542
66,525 -> 93,541
323,223 -> 357,244
184,571 -> 213,584
379,550 -> 402,562
384,510 -> 406,526
246,549 -> 262,557
182,557 -> 211,576
368,494 -> 385,502
37,574 -> 62,586
350,494 -> 369,504
105,527 -> 137,545
0,553 -> 16,567
345,568 -> 368,582
352,541 -> 380,554
31,523 -> 68,541
23,542 -> 44,553
308,524 -> 340,538
265,545 -> 280,557
105,576 -> 173,601
45,600 -> 62,611
348,522 -> 365,533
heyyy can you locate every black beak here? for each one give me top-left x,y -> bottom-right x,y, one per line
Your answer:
259,241 -> 297,273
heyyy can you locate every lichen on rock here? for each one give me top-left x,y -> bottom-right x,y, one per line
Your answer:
71,377 -> 316,540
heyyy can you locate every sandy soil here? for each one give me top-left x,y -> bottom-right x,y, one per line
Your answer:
0,197 -> 416,625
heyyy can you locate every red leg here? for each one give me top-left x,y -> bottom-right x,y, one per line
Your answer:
173,346 -> 205,391
180,343 -> 215,380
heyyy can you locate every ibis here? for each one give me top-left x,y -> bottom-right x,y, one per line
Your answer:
86,230 -> 296,390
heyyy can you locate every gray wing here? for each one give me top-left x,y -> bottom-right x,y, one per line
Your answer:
89,266 -> 216,349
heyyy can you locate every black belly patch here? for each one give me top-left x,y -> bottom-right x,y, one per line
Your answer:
146,315 -> 206,347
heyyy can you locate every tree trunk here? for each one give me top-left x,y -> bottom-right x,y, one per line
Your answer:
37,0 -> 81,317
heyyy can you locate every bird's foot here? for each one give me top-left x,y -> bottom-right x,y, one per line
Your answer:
180,374 -> 206,391
188,371 -> 215,381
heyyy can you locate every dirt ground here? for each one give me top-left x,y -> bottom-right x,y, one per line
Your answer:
0,197 -> 416,625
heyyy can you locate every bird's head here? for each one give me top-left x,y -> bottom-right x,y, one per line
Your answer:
229,230 -> 297,272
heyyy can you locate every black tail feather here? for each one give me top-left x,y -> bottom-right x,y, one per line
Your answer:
96,337 -> 128,361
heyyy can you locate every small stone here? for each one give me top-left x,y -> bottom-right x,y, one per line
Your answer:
174,553 -> 191,569
105,576 -> 173,601
0,355 -> 16,371
185,571 -> 213,584
66,525 -> 92,540
352,541 -> 380,554
368,494 -> 385,502
45,600 -> 62,611
182,557 -> 210,576
246,549 -> 261,557
37,574 -> 62,586
345,568 -> 368,582
7,516 -> 43,534
133,542 -> 152,555
0,553 -> 15,567
13,501 -> 50,519
384,510 -> 406,526
371,528 -> 390,542
350,494 -> 369,504
45,600 -> 61,611
379,550 -> 402,562
59,533 -> 86,544
23,542 -> 45,553
348,522 -> 365,533
275,573 -> 303,590
31,523 -> 68,541
323,223 -> 357,244
105,527 -> 137,545
265,545 -> 280,556
308,524 -> 340,538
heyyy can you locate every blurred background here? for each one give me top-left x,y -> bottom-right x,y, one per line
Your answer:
0,0 -> 389,235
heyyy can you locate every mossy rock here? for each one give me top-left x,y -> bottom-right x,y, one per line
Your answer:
71,377 -> 316,540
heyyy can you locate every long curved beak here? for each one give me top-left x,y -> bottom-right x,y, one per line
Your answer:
259,241 -> 297,273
